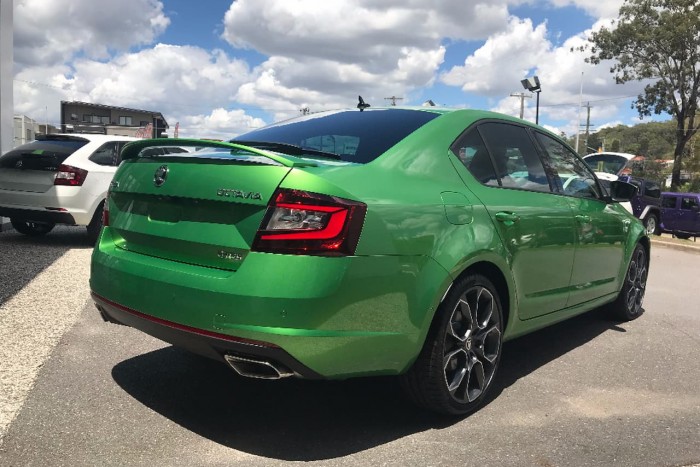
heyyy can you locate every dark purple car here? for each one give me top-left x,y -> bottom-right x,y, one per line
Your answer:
660,192 -> 700,239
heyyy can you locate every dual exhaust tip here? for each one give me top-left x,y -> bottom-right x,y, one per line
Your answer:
224,354 -> 294,380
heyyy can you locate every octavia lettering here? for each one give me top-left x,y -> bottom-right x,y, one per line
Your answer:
216,188 -> 262,200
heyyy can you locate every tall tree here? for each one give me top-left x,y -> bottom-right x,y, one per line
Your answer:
582,0 -> 700,190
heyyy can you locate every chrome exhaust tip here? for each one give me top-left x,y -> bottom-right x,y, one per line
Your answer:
224,355 -> 294,380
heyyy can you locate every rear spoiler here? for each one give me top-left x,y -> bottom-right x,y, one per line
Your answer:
120,138 -> 317,168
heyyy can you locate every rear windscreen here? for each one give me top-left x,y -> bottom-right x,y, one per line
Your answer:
234,109 -> 440,164
0,138 -> 88,171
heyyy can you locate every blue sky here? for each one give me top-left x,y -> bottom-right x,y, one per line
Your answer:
12,0 -> 654,141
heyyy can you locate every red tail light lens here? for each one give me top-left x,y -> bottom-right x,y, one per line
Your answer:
54,164 -> 88,186
252,189 -> 366,256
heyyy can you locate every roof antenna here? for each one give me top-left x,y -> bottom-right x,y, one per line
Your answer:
357,95 -> 370,112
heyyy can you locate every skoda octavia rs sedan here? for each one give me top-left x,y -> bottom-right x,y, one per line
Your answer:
90,107 -> 648,415
0,134 -> 136,242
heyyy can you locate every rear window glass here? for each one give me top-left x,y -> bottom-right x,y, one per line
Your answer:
233,109 -> 440,164
0,138 -> 87,171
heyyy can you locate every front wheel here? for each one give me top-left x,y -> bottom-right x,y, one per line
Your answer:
400,274 -> 503,415
608,244 -> 648,321
643,214 -> 660,236
10,218 -> 55,236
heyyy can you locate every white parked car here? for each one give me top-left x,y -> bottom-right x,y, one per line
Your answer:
0,134 -> 138,242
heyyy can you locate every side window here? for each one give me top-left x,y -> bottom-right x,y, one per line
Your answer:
661,196 -> 677,208
644,182 -> 661,198
681,197 -> 699,210
450,127 -> 499,187
89,142 -> 120,166
535,132 -> 602,199
477,123 -> 551,192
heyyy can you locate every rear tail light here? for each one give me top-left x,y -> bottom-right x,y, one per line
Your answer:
252,189 -> 366,256
54,164 -> 88,186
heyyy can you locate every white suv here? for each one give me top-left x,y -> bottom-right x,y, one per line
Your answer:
0,134 -> 138,242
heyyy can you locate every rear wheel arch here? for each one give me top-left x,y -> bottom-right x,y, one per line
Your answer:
454,262 -> 511,332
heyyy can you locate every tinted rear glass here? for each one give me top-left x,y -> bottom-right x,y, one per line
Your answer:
234,109 -> 440,163
0,138 -> 88,171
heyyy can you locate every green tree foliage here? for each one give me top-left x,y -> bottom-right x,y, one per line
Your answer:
581,0 -> 700,190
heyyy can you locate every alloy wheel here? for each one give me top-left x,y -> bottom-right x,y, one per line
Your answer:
443,286 -> 501,404
625,247 -> 647,315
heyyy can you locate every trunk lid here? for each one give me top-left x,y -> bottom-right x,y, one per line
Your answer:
0,136 -> 88,193
107,144 -> 306,271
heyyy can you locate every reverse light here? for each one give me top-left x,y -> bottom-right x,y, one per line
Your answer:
252,189 -> 366,256
54,164 -> 88,186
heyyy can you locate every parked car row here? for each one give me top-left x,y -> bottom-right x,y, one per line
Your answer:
583,154 -> 700,240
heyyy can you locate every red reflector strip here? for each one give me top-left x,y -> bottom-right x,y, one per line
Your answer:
90,292 -> 279,348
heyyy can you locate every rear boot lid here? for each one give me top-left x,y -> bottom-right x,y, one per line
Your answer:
107,140 -> 317,271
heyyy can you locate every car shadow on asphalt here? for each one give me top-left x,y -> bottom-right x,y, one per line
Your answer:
0,227 -> 94,306
111,306 -> 629,461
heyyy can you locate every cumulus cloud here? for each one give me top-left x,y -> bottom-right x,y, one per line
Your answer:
14,0 -> 170,69
179,108 -> 267,139
546,0 -> 624,19
14,45 -> 263,138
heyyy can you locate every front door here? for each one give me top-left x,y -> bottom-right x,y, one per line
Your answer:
533,132 -> 627,306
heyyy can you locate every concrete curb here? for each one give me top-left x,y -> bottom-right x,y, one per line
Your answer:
650,238 -> 700,254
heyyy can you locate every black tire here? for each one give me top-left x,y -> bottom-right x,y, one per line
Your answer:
675,233 -> 691,240
86,202 -> 104,244
608,244 -> 648,321
10,218 -> 55,236
643,213 -> 660,236
400,274 -> 504,415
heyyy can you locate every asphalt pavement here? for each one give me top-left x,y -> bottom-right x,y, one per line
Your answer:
0,226 -> 699,466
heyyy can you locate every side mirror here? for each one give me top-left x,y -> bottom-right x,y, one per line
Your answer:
608,180 -> 638,202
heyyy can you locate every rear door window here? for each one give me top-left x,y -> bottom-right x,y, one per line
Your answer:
0,138 -> 88,171
681,196 -> 699,210
661,196 -> 677,208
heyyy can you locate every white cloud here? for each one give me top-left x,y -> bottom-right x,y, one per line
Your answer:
179,108 -> 267,139
14,45 -> 264,138
545,0 -> 624,19
14,0 -> 170,69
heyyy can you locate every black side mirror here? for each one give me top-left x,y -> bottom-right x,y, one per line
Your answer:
608,180 -> 638,202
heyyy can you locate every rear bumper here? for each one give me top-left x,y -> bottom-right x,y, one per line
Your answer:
92,292 -> 322,379
90,228 -> 450,378
0,206 -> 76,224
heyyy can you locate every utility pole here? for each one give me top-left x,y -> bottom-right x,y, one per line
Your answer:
510,92 -> 531,119
583,102 -> 593,154
384,96 -> 403,106
299,107 -> 310,115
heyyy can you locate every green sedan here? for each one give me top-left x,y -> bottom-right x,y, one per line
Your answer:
90,107 -> 648,415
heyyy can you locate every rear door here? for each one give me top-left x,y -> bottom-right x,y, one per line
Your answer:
453,122 -> 576,319
678,195 -> 700,232
661,194 -> 680,230
106,151 -> 292,271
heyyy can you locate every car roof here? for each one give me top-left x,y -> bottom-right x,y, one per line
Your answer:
39,133 -> 138,142
583,152 -> 636,160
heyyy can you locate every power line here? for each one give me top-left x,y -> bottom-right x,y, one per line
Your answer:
541,94 -> 640,108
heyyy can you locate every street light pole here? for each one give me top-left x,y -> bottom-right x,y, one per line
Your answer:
520,76 -> 541,125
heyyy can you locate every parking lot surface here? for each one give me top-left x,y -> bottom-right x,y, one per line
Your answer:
0,227 -> 699,466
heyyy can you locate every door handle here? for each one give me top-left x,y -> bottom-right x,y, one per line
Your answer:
495,212 -> 520,225
575,214 -> 591,223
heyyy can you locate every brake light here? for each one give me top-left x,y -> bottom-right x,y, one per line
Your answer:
252,189 -> 366,256
54,164 -> 88,186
